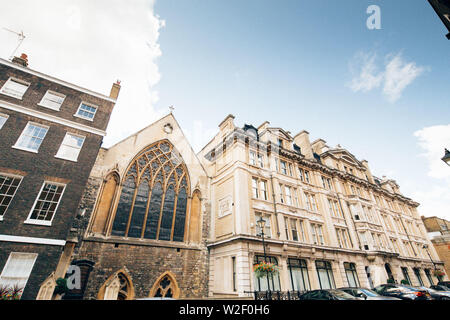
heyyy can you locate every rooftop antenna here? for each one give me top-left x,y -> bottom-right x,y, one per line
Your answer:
2,27 -> 26,60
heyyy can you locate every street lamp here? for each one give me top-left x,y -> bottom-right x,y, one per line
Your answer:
256,216 -> 271,294
442,149 -> 450,167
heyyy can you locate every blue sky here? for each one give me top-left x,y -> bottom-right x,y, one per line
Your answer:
152,0 -> 450,219
0,0 -> 448,219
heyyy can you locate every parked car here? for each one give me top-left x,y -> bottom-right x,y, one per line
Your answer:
430,284 -> 450,291
417,286 -> 450,300
299,289 -> 359,300
338,287 -> 401,300
374,284 -> 432,300
438,281 -> 450,288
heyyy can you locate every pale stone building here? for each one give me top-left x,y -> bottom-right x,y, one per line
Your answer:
199,114 -> 447,298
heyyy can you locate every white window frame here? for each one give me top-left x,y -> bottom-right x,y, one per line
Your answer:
74,101 -> 98,121
0,77 -> 30,100
255,212 -> 271,238
0,172 -> 23,221
38,90 -> 66,111
0,113 -> 9,130
257,154 -> 264,168
252,177 -> 259,199
285,186 -> 292,206
12,122 -> 49,153
55,132 -> 85,162
260,180 -> 268,200
249,151 -> 256,166
280,160 -> 287,175
24,181 -> 66,226
0,252 -> 38,296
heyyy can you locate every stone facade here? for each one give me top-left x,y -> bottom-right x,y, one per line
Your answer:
422,216 -> 450,279
67,113 -> 211,299
198,115 -> 447,297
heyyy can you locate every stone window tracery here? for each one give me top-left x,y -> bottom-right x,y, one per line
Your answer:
111,140 -> 190,241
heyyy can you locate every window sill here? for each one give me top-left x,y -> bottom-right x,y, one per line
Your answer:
54,155 -> 78,162
0,91 -> 24,100
37,103 -> 61,111
24,219 -> 52,226
12,145 -> 39,153
73,113 -> 94,122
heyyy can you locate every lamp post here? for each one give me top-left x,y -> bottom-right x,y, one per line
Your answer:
423,244 -> 438,284
442,149 -> 450,167
256,216 -> 271,294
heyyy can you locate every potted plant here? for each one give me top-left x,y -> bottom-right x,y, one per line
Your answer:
433,269 -> 445,278
387,278 -> 395,284
400,279 -> 410,285
53,277 -> 69,299
0,284 -> 23,300
253,261 -> 279,279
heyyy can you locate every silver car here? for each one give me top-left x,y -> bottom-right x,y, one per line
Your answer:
339,287 -> 401,300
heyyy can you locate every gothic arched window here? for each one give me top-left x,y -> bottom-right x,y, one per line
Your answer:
111,140 -> 190,241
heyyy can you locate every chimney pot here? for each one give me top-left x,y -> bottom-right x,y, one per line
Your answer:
12,53 -> 28,67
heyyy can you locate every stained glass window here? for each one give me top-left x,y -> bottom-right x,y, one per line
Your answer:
111,140 -> 190,242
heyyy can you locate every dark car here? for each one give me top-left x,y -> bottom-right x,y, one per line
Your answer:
417,286 -> 450,300
339,287 -> 401,300
430,284 -> 450,291
374,284 -> 432,300
438,281 -> 450,288
299,289 -> 359,300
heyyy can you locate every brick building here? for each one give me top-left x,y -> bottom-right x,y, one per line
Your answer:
0,55 -> 119,299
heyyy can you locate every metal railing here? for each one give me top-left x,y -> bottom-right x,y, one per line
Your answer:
244,290 -> 306,300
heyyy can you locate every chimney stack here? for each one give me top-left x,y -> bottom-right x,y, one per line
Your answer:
109,80 -> 121,100
12,53 -> 28,67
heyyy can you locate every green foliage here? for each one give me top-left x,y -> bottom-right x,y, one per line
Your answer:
387,278 -> 395,284
400,279 -> 410,285
54,278 -> 69,295
253,261 -> 279,279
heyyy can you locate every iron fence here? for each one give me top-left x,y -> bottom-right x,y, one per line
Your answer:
244,290 -> 306,300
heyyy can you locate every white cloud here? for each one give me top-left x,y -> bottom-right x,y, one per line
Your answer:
0,0 -> 166,147
348,51 -> 426,103
348,52 -> 383,93
412,124 -> 450,220
414,124 -> 450,180
382,53 -> 426,103
183,120 -> 218,154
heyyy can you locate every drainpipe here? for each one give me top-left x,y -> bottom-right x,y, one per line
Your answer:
337,194 -> 362,250
270,174 -> 281,238
399,217 -> 417,256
